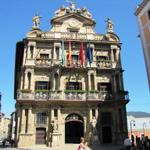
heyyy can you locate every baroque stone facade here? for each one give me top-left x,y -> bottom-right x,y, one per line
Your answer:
14,2 -> 129,147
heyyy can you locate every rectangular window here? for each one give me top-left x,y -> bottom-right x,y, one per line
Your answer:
96,56 -> 107,62
101,112 -> 112,125
40,54 -> 49,59
97,82 -> 112,92
30,46 -> 34,59
113,49 -> 117,61
35,81 -> 50,90
25,109 -> 28,133
66,82 -> 82,90
36,112 -> 47,124
72,55 -> 79,66
92,109 -> 96,118
54,109 -> 58,119
55,47 -> 59,60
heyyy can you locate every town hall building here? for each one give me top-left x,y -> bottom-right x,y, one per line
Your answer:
14,2 -> 129,147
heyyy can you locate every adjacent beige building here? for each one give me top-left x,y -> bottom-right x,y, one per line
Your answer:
14,2 -> 129,148
0,112 -> 11,140
135,0 -> 150,90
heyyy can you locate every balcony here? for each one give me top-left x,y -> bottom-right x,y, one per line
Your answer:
17,90 -> 129,101
96,60 -> 112,69
35,58 -> 51,67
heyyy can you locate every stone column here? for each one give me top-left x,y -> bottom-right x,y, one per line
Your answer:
51,108 -> 54,121
24,72 -> 28,89
30,70 -> 34,91
21,109 -> 25,133
82,78 -> 85,91
47,109 -> 51,146
16,107 -> 21,140
28,108 -> 33,133
88,73 -> 91,91
89,108 -> 92,122
95,108 -> 98,119
51,73 -> 55,91
23,46 -> 27,65
94,73 -> 97,90
57,108 -> 61,132
20,72 -> 24,89
113,73 -> 117,93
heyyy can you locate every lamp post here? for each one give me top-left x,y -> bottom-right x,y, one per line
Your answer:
130,120 -> 135,136
143,122 -> 146,135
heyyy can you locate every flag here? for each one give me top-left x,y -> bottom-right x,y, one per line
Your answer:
61,40 -> 65,65
87,43 -> 93,65
67,41 -> 72,65
79,42 -> 85,67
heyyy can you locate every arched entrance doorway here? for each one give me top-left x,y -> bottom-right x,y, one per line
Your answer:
65,114 -> 84,143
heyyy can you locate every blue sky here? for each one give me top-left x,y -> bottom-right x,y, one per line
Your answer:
0,0 -> 149,117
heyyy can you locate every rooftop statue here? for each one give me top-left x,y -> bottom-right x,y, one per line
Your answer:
32,14 -> 41,29
53,1 -> 92,19
106,18 -> 114,33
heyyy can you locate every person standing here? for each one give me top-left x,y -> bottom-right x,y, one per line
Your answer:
124,137 -> 132,150
78,137 -> 88,150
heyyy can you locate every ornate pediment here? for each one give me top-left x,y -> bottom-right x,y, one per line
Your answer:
51,13 -> 95,26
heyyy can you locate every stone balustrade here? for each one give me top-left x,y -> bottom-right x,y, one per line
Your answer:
41,32 -> 103,41
17,91 -> 114,101
35,58 -> 51,67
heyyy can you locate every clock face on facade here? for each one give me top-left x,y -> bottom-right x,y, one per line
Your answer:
68,18 -> 81,28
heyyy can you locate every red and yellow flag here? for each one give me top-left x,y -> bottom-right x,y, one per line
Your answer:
67,41 -> 72,65
79,42 -> 85,67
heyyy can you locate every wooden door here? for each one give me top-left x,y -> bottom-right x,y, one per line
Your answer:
36,128 -> 46,144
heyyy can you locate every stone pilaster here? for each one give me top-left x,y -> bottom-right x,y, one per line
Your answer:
20,109 -> 25,134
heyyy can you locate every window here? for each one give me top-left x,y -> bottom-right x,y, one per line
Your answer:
97,82 -> 112,92
69,28 -> 79,33
72,55 -> 78,65
27,72 -> 31,90
30,46 -> 34,59
40,54 -> 49,59
101,112 -> 112,125
92,109 -> 96,118
36,112 -> 47,124
35,81 -> 50,90
96,56 -> 107,62
25,109 -> 28,133
54,109 -> 58,119
113,49 -> 117,61
55,47 -> 59,60
66,82 -> 82,90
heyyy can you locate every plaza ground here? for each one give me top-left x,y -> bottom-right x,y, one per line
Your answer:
0,144 -> 125,150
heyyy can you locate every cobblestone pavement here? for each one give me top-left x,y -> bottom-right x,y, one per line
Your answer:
0,144 -> 125,150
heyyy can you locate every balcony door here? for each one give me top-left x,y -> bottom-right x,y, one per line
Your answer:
66,82 -> 82,90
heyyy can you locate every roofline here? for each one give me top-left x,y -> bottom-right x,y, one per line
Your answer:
51,13 -> 96,25
135,0 -> 149,16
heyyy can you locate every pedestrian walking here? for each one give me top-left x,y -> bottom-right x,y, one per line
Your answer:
78,137 -> 88,150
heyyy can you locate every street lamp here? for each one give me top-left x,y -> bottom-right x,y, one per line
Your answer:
130,120 -> 135,136
143,122 -> 146,135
